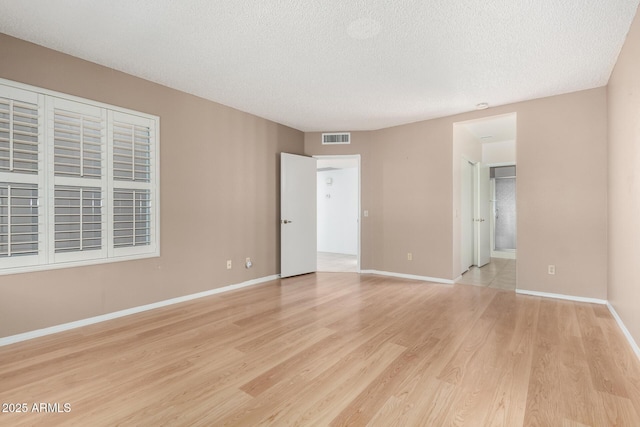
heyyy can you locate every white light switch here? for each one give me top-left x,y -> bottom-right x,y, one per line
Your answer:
364,210 -> 369,217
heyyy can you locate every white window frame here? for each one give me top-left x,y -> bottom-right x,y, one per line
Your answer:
0,78 -> 160,276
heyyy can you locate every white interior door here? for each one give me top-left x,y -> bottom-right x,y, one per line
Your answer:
281,153 -> 317,278
475,163 -> 491,267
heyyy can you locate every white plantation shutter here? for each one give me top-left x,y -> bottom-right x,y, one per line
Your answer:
113,121 -> 151,182
54,186 -> 102,253
113,189 -> 151,248
0,183 -> 39,257
110,111 -> 156,256
53,109 -> 102,178
49,98 -> 107,262
0,85 -> 44,270
0,79 -> 159,275
0,97 -> 39,174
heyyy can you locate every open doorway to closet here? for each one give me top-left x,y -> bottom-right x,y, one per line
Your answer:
314,155 -> 360,272
454,113 -> 517,290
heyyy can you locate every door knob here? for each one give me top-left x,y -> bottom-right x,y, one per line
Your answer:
281,219 -> 293,224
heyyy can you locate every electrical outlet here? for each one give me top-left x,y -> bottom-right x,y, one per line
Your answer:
548,265 -> 555,275
407,252 -> 413,261
227,260 -> 232,269
364,210 -> 369,217
245,257 -> 253,269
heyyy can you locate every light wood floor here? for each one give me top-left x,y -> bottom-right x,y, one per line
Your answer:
1,273 -> 639,426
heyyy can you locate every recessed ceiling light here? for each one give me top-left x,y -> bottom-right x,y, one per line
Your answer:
347,18 -> 381,40
476,102 -> 489,110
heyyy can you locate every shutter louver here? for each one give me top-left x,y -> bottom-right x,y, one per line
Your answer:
0,97 -> 39,174
0,183 -> 39,257
113,189 -> 151,248
113,122 -> 151,182
54,109 -> 102,178
54,186 -> 102,253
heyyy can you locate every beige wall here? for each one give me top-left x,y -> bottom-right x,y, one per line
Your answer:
608,7 -> 640,346
307,88 -> 608,300
0,34 -> 304,337
509,89 -> 607,298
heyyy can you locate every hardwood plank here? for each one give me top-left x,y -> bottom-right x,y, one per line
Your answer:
329,336 -> 441,426
516,301 -> 562,424
596,390 -> 640,426
597,311 -> 640,419
575,304 -> 629,398
480,295 -> 539,427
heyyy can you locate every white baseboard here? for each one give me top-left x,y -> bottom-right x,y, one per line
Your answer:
607,302 -> 640,361
361,270 -> 454,285
515,289 -> 607,305
0,274 -> 280,347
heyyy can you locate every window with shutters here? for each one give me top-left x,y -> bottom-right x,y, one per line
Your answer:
0,78 -> 159,275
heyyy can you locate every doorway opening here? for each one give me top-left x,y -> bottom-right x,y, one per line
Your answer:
453,113 -> 517,289
490,165 -> 516,259
314,155 -> 360,272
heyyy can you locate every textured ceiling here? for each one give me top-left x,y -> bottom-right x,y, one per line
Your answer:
0,0 -> 638,132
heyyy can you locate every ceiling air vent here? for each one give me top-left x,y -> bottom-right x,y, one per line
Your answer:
322,132 -> 351,145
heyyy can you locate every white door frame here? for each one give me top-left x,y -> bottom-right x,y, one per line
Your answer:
475,162 -> 491,267
313,154 -> 361,272
461,157 -> 475,273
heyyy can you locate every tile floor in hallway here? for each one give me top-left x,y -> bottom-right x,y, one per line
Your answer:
457,257 -> 516,290
317,252 -> 358,273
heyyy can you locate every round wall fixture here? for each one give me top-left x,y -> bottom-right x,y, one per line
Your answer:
347,18 -> 381,40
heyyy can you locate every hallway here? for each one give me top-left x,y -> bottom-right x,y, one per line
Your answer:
457,258 -> 516,290
317,252 -> 358,273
